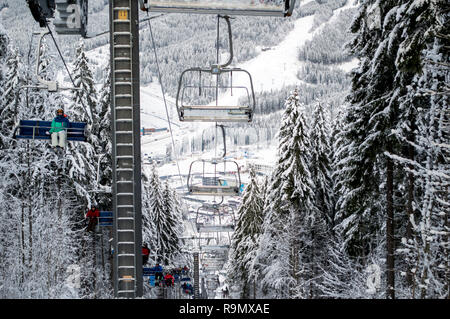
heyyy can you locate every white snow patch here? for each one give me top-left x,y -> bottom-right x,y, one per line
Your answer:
337,58 -> 359,73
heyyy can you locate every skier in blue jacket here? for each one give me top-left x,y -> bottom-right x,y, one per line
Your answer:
49,108 -> 70,148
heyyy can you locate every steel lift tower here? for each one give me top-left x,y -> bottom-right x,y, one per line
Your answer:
110,0 -> 143,298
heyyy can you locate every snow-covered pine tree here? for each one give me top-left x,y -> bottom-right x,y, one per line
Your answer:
391,0 -> 449,298
95,66 -> 112,209
0,26 -> 20,296
329,105 -> 347,231
228,165 -> 264,298
170,187 -> 189,265
337,0 -> 449,299
141,168 -> 156,260
0,42 -> 33,293
256,90 -> 314,298
0,47 -> 21,144
161,179 -> 183,266
309,102 -> 333,225
88,67 -> 113,297
147,165 -> 165,264
306,101 -> 334,296
70,40 -> 97,126
336,0 -> 410,298
63,39 -> 99,207
146,164 -> 182,266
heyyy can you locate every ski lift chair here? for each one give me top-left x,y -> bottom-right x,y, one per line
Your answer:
176,15 -> 256,122
195,204 -> 235,229
141,0 -> 297,17
13,120 -> 88,142
99,211 -> 113,227
176,67 -> 256,123
187,159 -> 241,196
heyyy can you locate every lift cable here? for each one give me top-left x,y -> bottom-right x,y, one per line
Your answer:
145,13 -> 185,190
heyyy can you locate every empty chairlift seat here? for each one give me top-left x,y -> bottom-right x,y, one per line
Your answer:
14,120 -> 87,142
187,159 -> 242,197
142,0 -> 297,17
99,211 -> 113,227
176,68 -> 255,123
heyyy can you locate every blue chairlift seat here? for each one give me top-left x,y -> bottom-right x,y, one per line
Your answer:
143,268 -> 156,276
14,120 -> 87,142
99,211 -> 113,227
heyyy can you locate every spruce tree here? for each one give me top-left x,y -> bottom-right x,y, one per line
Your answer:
336,0 -> 408,298
393,0 -> 449,298
0,47 -> 21,144
95,67 -> 112,209
307,101 -> 334,297
141,169 -> 156,258
228,165 -> 264,298
161,179 -> 183,265
337,0 -> 449,299
309,102 -> 333,225
146,165 -> 182,265
256,90 -> 314,298
70,40 -> 97,126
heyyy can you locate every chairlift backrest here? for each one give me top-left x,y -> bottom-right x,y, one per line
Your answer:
14,120 -> 87,142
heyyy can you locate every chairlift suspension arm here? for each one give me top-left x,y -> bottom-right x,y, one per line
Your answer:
34,31 -> 57,90
216,124 -> 226,158
215,15 -> 232,107
217,15 -> 233,69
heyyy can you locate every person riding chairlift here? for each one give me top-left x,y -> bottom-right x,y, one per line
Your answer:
49,108 -> 69,149
86,205 -> 100,232
142,244 -> 150,265
164,273 -> 174,287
